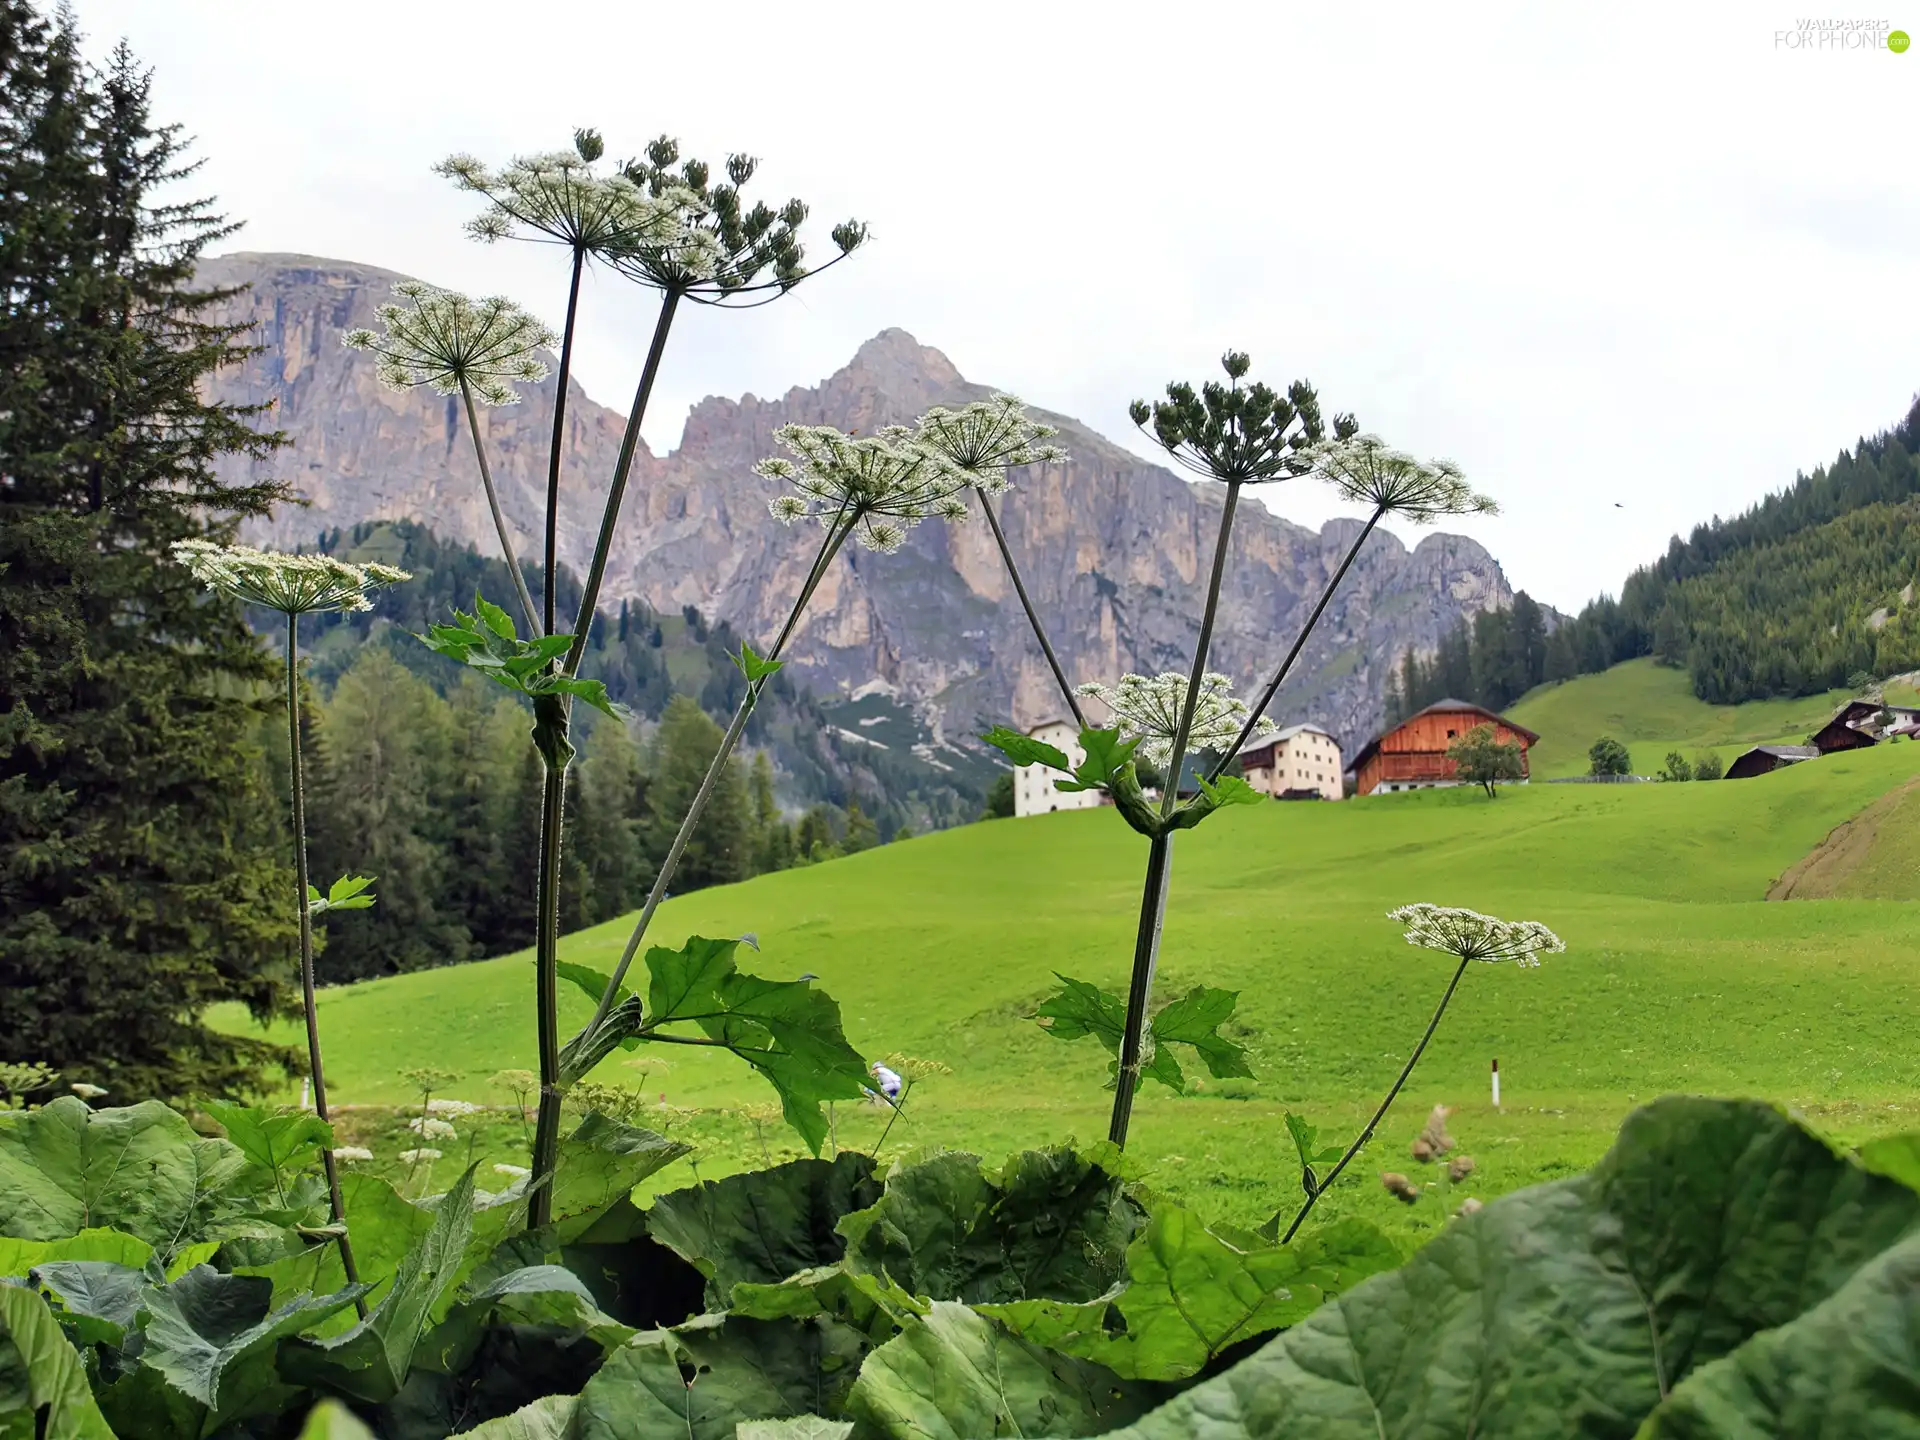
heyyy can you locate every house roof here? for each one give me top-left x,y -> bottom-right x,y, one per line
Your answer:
1745,745 -> 1820,760
1350,700 -> 1542,772
1026,718 -> 1076,735
1272,722 -> 1334,743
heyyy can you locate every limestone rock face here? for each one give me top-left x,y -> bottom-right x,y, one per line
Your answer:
200,253 -> 1515,751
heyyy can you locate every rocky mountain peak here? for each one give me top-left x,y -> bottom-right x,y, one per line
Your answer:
198,251 -> 1516,751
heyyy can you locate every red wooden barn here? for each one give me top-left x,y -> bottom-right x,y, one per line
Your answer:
1352,699 -> 1540,796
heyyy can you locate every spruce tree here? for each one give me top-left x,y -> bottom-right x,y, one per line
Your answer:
0,13 -> 301,1098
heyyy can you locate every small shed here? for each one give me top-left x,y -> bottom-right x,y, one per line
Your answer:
1808,716 -> 1879,754
1725,744 -> 1820,780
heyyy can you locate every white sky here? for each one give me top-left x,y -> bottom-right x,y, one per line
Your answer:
79,1 -> 1918,613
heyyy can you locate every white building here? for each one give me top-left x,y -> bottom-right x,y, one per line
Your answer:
1013,719 -> 1104,817
1237,723 -> 1344,801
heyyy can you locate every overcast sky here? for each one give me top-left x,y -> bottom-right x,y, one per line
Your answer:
79,1 -> 1917,613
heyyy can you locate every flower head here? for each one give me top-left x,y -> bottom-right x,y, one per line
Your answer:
436,139 -> 707,269
343,283 -> 555,406
1129,351 -> 1354,485
1307,436 -> 1497,524
608,135 -> 865,305
173,539 -> 409,616
407,1116 -> 458,1140
398,1148 -> 443,1166
425,1098 -> 481,1118
333,1146 -> 374,1163
69,1083 -> 108,1100
911,395 -> 1067,496
1389,904 -> 1565,967
756,425 -> 968,553
1075,672 -> 1278,767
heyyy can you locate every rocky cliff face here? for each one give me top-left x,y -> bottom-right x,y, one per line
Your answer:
199,252 -> 1513,752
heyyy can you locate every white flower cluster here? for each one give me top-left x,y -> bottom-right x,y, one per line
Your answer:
69,1083 -> 108,1100
173,539 -> 410,616
1389,904 -> 1565,967
407,1116 -> 458,1140
333,1146 -> 374,1164
755,424 -> 970,553
425,1098 -> 481,1118
398,1148 -> 442,1165
343,283 -> 555,407
912,394 -> 1067,495
1075,672 -> 1278,768
435,150 -> 716,276
1306,435 -> 1497,525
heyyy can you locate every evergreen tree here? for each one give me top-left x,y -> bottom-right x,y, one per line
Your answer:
0,12 -> 299,1099
570,719 -> 648,925
980,772 -> 1015,819
843,798 -> 880,854
643,696 -> 753,888
307,649 -> 470,979
794,805 -> 840,864
438,677 -> 523,956
748,750 -> 795,872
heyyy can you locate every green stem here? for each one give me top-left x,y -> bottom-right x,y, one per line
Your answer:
1106,833 -> 1173,1147
563,288 -> 682,681
1106,480 -> 1241,1148
976,488 -> 1086,730
580,507 -> 854,1040
459,375 -> 539,637
1206,504 -> 1385,783
1160,480 -> 1242,816
1278,956 -> 1470,1243
544,248 -> 587,637
286,614 -> 366,1316
527,761 -> 567,1229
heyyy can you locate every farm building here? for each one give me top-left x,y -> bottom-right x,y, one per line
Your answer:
1807,700 -> 1920,754
1725,744 -> 1821,779
1238,723 -> 1344,801
1012,719 -> 1104,818
1352,699 -> 1539,796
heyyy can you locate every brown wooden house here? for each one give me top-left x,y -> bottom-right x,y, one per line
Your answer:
1352,700 -> 1540,796
1808,700 -> 1920,754
1725,744 -> 1820,779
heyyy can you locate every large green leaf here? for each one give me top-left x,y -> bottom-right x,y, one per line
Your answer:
984,1210 -> 1398,1380
845,1301 -> 1161,1439
413,1263 -> 635,1379
296,1399 -> 376,1438
1635,1227 -> 1920,1438
730,1265 -> 927,1346
471,1113 -> 690,1254
0,1099 -> 249,1258
139,1265 -> 366,1421
568,1330 -> 767,1440
30,1260 -> 149,1347
838,1147 -> 1142,1305
280,1167 -> 479,1403
0,1284 -> 116,1439
460,1394 -> 578,1439
0,1229 -> 153,1279
646,1153 -> 881,1309
642,936 -> 873,1154
1090,1098 -> 1920,1439
1858,1132 -> 1920,1195
1033,978 -> 1251,1093
238,1172 -> 435,1326
201,1102 -> 333,1195
738,1420 -> 853,1440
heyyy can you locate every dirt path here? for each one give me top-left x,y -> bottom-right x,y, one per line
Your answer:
1769,775 -> 1920,900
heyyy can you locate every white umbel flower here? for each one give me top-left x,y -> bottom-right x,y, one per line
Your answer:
407,1116 -> 458,1140
436,149 -> 710,272
1389,904 -> 1565,967
333,1147 -> 375,1163
425,1098 -> 481,1118
343,283 -> 555,407
912,394 -> 1067,496
398,1148 -> 443,1165
1075,672 -> 1277,768
69,1083 -> 108,1100
1307,436 -> 1497,524
755,425 -> 969,553
173,540 -> 410,616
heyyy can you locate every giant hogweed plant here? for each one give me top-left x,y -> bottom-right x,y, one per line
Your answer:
343,129 -> 870,1225
981,353 -> 1501,1155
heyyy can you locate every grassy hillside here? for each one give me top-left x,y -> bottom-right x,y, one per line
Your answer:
219,740 -> 1920,1246
1506,658 -> 1856,777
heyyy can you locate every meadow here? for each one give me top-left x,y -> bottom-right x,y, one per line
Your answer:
216,724 -> 1920,1249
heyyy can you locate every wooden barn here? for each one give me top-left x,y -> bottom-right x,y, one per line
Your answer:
1726,743 -> 1820,779
1807,699 -> 1920,754
1352,700 -> 1540,796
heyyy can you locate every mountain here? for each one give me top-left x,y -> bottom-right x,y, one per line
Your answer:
197,252 -> 1517,752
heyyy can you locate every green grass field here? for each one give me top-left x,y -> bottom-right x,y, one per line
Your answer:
217,727 -> 1920,1249
1505,658 -> 1859,777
